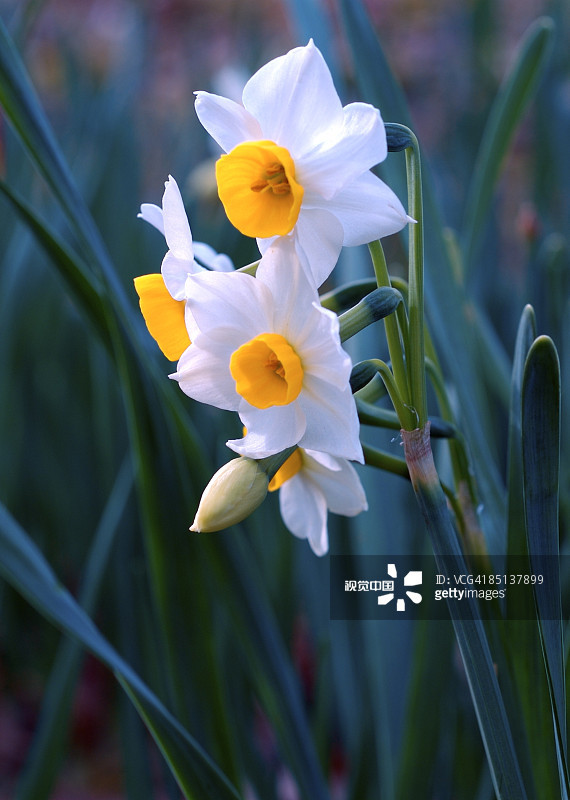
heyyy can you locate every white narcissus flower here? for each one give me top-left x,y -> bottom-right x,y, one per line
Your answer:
195,40 -> 412,288
269,447 -> 368,556
133,175 -> 233,360
172,239 -> 363,463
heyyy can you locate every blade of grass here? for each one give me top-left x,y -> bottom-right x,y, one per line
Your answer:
0,500 -> 243,800
461,18 -> 555,274
113,530 -> 157,800
16,454 -> 134,800
501,306 -> 560,800
507,305 -> 536,556
281,0 -> 339,81
396,614 -> 455,799
200,533 -> 331,800
402,426 -> 528,800
0,16 -> 130,310
522,335 -> 569,798
0,178 -> 113,352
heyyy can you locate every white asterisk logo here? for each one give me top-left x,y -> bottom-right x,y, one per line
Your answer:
377,563 -> 423,611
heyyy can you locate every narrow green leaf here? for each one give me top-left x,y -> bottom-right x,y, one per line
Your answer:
17,455 -> 133,800
507,304 -> 537,555
522,335 -> 568,796
0,501 -> 243,800
501,306 -> 562,800
0,179 -> 113,352
461,17 -> 554,272
396,617 -> 455,799
0,16 -> 133,314
200,534 -> 331,800
402,426 -> 528,800
338,0 -> 412,130
113,540 -> 157,800
280,0 -> 339,82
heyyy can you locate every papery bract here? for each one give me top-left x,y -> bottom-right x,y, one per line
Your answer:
171,239 -> 363,462
195,40 -> 411,288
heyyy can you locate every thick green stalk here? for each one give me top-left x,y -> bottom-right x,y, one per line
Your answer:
402,424 -> 527,800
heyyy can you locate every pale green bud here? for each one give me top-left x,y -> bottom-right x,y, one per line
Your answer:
190,457 -> 269,532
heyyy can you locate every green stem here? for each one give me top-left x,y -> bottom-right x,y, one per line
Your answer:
368,240 -> 410,406
354,372 -> 387,404
405,130 -> 428,427
388,276 -> 411,359
368,358 -> 416,430
362,443 -> 409,479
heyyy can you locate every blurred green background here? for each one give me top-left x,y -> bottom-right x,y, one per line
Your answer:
0,0 -> 568,798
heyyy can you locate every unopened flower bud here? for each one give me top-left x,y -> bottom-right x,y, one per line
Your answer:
190,458 -> 269,532
338,287 -> 402,342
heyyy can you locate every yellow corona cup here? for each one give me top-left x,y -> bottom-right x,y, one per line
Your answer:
216,141 -> 304,238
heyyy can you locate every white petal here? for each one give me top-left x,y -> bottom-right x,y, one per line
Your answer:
279,476 -> 329,556
302,452 -> 368,516
286,208 -> 343,289
184,299 -> 200,342
228,402 -> 306,459
186,271 -> 272,340
296,102 -> 387,199
256,245 -> 351,387
293,304 -> 352,390
162,176 -> 194,259
255,239 -> 320,337
303,448 -> 342,472
162,251 -> 199,301
194,91 -> 262,152
299,379 -> 363,462
242,40 -> 343,156
138,203 -> 164,235
316,171 -> 410,246
193,242 -> 234,272
171,337 -> 239,411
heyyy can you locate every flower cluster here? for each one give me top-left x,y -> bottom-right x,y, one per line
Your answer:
134,41 -> 410,554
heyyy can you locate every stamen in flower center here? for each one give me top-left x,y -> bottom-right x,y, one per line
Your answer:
250,162 -> 291,196
216,140 -> 304,238
230,332 -> 303,409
